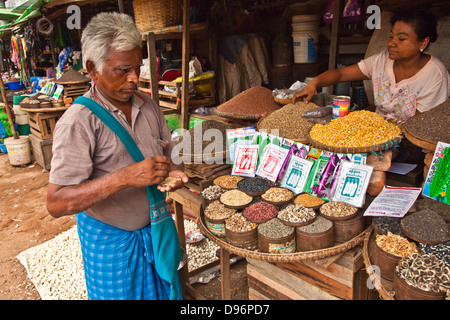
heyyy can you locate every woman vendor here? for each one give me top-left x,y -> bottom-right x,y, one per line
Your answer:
293,9 -> 450,123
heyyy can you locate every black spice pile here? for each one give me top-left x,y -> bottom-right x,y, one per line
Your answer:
405,99 -> 450,143
56,68 -> 90,84
414,197 -> 450,222
373,216 -> 405,237
401,210 -> 450,243
237,177 -> 270,194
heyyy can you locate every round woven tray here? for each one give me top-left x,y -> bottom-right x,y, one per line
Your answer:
362,226 -> 395,300
199,205 -> 369,262
402,123 -> 437,151
308,117 -> 404,153
214,109 -> 268,121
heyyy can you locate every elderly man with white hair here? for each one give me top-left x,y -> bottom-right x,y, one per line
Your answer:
46,12 -> 187,300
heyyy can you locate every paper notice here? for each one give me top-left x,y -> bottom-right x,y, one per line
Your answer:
363,185 -> 422,217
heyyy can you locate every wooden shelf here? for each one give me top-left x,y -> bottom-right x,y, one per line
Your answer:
141,10 -> 217,129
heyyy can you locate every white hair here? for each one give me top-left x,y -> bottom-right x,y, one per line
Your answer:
81,12 -> 142,74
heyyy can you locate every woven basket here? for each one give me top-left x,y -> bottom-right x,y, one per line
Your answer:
133,0 -> 183,32
362,226 -> 395,300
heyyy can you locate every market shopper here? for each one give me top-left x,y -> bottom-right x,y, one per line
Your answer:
46,12 -> 188,300
293,9 -> 450,123
40,61 -> 57,77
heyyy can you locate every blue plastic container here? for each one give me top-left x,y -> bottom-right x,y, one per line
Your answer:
6,81 -> 26,90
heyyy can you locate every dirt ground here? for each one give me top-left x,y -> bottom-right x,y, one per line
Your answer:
0,153 -> 248,300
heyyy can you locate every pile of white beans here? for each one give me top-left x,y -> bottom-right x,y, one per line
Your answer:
22,220 -> 219,299
23,226 -> 88,300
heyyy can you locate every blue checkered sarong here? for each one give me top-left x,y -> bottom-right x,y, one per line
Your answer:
76,212 -> 171,300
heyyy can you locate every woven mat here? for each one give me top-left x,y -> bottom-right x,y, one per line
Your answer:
16,226 -> 88,300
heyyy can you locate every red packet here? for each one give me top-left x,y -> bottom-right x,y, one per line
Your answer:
256,143 -> 290,182
232,145 -> 259,177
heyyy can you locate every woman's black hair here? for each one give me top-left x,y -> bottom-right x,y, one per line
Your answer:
390,9 -> 438,43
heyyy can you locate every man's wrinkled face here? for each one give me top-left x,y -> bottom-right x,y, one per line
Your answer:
90,46 -> 142,105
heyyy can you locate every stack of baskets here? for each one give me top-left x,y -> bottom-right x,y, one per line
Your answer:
133,0 -> 183,32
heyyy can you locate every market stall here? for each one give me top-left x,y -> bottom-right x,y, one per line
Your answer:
168,81 -> 450,300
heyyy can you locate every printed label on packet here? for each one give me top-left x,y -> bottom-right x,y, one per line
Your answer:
268,240 -> 295,254
232,145 -> 259,177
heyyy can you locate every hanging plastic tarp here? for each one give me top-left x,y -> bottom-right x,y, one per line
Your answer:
10,34 -> 29,83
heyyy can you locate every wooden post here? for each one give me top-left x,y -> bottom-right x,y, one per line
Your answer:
181,0 -> 190,130
147,32 -> 159,105
220,247 -> 231,300
117,0 -> 125,13
327,0 -> 344,95
0,77 -> 18,139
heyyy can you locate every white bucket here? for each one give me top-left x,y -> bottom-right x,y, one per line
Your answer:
15,113 -> 29,125
292,15 -> 319,63
4,135 -> 32,166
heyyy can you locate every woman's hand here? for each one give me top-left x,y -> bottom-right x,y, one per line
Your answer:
292,82 -> 317,104
157,170 -> 189,193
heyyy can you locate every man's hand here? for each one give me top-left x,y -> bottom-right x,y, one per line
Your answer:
157,170 -> 189,193
125,156 -> 173,188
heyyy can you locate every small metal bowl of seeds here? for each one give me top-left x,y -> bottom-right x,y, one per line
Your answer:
242,201 -> 278,223
261,187 -> 294,206
213,175 -> 244,190
320,201 -> 359,221
293,193 -> 326,209
220,189 -> 253,210
278,203 -> 316,227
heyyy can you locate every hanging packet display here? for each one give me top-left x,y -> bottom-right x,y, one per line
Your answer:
332,160 -> 374,207
422,141 -> 450,204
232,145 -> 259,177
349,153 -> 367,165
306,147 -> 322,160
305,155 -> 330,194
251,132 -> 282,166
279,155 -> 314,194
329,155 -> 350,198
310,153 -> 339,200
256,143 -> 290,182
226,126 -> 255,167
276,140 -> 299,183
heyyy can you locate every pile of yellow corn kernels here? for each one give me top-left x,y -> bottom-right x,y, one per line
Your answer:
309,110 -> 402,148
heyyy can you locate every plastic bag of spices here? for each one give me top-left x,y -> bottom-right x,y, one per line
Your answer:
310,153 -> 339,200
256,143 -> 290,182
302,105 -> 332,118
232,144 -> 259,177
279,155 -> 314,194
332,160 -> 374,208
305,155 -> 330,194
227,127 -> 256,167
